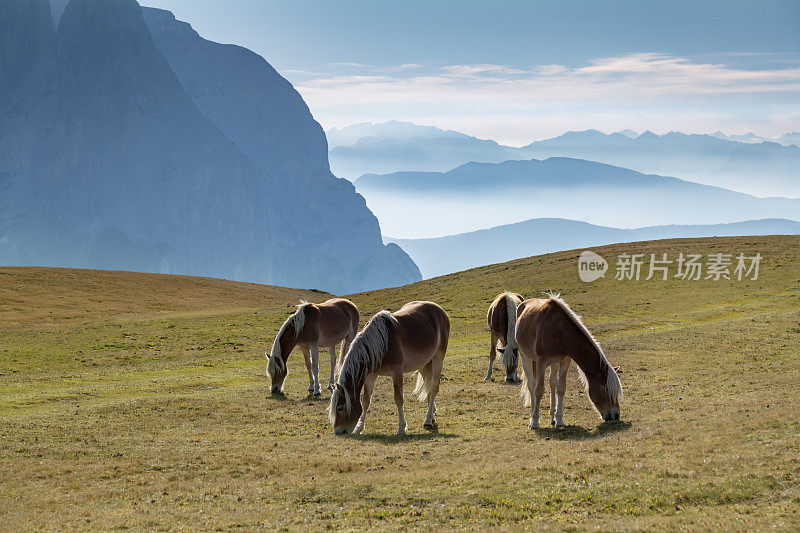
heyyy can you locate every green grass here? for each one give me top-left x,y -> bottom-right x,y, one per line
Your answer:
1,235 -> 799,531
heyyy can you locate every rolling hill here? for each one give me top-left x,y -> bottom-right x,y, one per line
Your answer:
386,218 -> 800,278
1,235 -> 798,530
355,158 -> 800,237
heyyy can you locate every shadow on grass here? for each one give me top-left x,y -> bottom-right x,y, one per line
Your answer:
269,391 -> 330,403
353,431 -> 458,443
534,420 -> 631,440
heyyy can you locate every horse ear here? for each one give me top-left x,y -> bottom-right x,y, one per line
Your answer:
613,366 -> 622,374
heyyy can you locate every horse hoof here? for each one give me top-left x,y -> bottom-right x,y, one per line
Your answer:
313,391 -> 321,397
396,427 -> 407,436
327,383 -> 334,391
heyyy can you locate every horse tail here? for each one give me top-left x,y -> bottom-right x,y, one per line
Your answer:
413,360 -> 435,401
520,359 -> 531,407
501,292 -> 519,372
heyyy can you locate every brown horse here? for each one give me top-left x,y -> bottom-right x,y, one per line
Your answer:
516,295 -> 622,428
329,301 -> 450,436
486,291 -> 524,382
267,298 -> 359,396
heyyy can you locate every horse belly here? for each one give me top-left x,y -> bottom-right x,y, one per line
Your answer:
317,331 -> 346,348
400,347 -> 437,373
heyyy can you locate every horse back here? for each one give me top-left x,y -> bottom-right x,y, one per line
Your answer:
487,292 -> 524,338
516,298 -> 584,358
393,301 -> 450,357
300,298 -> 359,345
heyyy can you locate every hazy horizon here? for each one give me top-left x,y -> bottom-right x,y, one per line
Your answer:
141,0 -> 800,145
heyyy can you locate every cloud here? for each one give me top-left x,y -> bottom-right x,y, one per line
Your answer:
292,53 -> 800,144
326,62 -> 368,68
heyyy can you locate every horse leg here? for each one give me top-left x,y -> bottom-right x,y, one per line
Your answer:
554,358 -> 569,427
336,333 -> 356,372
300,345 -> 314,393
310,343 -> 321,396
392,370 -> 407,435
549,365 -> 558,426
354,373 -> 377,435
327,346 -> 337,390
424,352 -> 445,428
530,361 -> 546,430
485,333 -> 498,381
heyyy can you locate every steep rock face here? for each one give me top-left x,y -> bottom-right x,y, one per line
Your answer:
142,7 -> 419,291
0,0 -> 54,104
0,0 -> 420,293
0,0 -> 266,281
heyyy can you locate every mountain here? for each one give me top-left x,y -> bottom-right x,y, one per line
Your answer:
328,123 -> 800,197
354,158 -> 800,238
326,121 -> 466,148
386,218 -> 800,278
0,0 -> 420,294
712,131 -> 800,148
326,121 -> 528,179
778,132 -> 800,147
615,129 -> 638,139
0,0 -> 55,106
710,131 -> 772,144
522,130 -> 800,198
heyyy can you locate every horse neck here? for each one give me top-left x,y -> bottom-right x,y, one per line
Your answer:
277,326 -> 299,362
339,315 -> 391,397
569,335 -> 607,381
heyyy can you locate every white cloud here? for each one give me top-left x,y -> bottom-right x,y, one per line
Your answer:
292,53 -> 800,144
325,62 -> 368,68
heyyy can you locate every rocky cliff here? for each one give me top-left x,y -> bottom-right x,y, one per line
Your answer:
0,0 -> 420,293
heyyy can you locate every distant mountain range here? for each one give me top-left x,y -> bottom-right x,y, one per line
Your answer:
354,158 -> 800,238
386,218 -> 800,278
711,131 -> 800,146
521,129 -> 800,198
328,122 -> 800,198
0,0 -> 420,293
327,121 -> 524,179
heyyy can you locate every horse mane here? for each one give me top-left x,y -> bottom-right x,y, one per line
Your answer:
267,301 -> 310,378
547,294 -> 622,406
329,310 -> 394,424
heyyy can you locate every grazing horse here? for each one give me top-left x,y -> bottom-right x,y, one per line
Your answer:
486,291 -> 524,382
267,298 -> 359,396
516,295 -> 622,428
328,301 -> 450,436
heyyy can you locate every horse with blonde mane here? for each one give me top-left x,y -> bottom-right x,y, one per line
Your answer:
267,298 -> 359,396
516,295 -> 622,428
329,301 -> 450,436
486,291 -> 524,382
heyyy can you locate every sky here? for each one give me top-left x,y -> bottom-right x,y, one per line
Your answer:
140,0 -> 800,145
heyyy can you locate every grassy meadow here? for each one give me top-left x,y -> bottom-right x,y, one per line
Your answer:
1,235 -> 799,531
